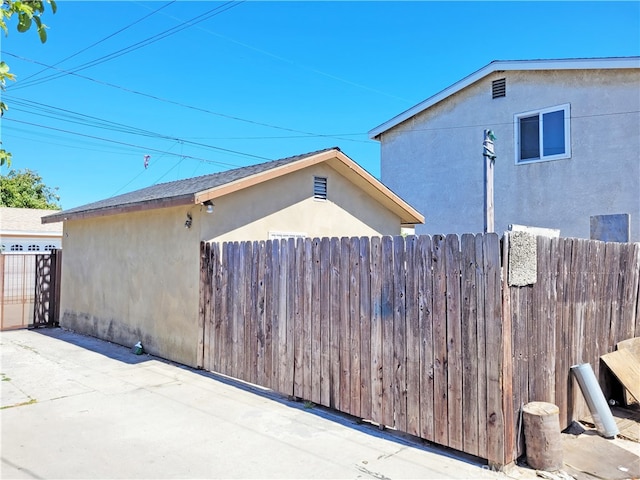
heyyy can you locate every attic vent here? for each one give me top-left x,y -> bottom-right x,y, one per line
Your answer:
314,176 -> 327,200
492,78 -> 506,98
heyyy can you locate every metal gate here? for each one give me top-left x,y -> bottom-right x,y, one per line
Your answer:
0,251 -> 61,331
33,250 -> 61,328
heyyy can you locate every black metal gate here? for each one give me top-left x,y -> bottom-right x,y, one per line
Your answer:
32,250 -> 61,328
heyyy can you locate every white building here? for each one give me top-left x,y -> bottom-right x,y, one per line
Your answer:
0,207 -> 63,253
370,57 -> 640,242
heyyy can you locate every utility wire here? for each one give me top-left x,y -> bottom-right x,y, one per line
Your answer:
4,118 -> 267,165
3,52 -> 370,144
17,1 -> 177,86
12,1 -> 244,91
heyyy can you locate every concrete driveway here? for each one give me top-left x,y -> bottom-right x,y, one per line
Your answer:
1,328 -> 509,479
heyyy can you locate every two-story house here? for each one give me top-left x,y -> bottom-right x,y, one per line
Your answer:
369,57 -> 640,242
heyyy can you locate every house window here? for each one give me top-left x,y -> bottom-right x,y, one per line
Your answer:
492,78 -> 506,99
10,244 -> 23,251
515,104 -> 571,163
314,176 -> 327,200
27,245 -> 40,251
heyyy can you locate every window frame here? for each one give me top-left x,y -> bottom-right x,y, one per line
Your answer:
514,103 -> 571,164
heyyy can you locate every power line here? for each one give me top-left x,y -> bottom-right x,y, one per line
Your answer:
18,1 -> 178,86
3,52 -> 370,144
12,1 -> 244,91
4,118 -> 267,165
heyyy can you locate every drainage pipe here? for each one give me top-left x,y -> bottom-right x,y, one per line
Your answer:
570,363 -> 619,438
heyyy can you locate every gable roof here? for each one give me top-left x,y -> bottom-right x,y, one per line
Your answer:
1,207 -> 62,236
369,56 -> 640,139
42,147 -> 424,225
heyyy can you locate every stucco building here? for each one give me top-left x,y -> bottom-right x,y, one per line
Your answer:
42,148 -> 423,366
369,57 -> 640,241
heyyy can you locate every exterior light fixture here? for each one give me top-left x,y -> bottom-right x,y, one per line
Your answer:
203,200 -> 214,214
185,212 -> 192,229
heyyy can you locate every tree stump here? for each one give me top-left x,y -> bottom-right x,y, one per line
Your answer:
522,402 -> 563,471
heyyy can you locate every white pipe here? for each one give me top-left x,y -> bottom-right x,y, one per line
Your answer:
571,363 -> 619,438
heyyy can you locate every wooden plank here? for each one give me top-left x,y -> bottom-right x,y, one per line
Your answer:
475,234 -> 489,459
370,236 -> 384,426
431,234 -> 448,446
445,234 -> 463,452
405,235 -> 421,437
339,237 -> 352,414
212,243 -> 223,374
359,236 -> 372,421
617,337 -> 640,354
285,238 -> 296,396
198,242 -> 208,369
551,237 -> 568,429
461,234 -> 479,457
603,242 -> 621,350
633,244 -> 640,336
222,242 -> 234,377
381,235 -> 395,429
311,238 -> 322,405
293,238 -> 304,399
418,235 -> 435,443
264,240 -> 276,391
584,240 -> 601,384
500,234 -> 515,463
601,349 -> 640,402
244,241 -> 254,383
256,241 -> 267,387
276,239 -> 289,395
319,238 -> 331,407
572,239 -> 589,420
302,238 -> 313,402
330,237 -> 341,409
483,233 -> 505,466
349,236 -> 361,418
393,235 -> 407,433
620,243 -> 640,342
539,236 -> 556,404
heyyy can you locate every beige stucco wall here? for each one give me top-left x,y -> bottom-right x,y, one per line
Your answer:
380,68 -> 640,240
60,163 -> 406,367
61,206 -> 201,367
201,163 -> 402,242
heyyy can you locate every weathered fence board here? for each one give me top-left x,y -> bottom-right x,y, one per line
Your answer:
201,233 -> 506,463
200,233 -> 639,466
507,236 -> 640,462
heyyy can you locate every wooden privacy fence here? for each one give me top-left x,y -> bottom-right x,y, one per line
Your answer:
506,236 -> 640,457
200,234 -> 509,465
199,234 -> 640,466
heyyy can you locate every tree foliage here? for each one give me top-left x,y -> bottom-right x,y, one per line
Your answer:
0,169 -> 61,209
1,0 -> 57,167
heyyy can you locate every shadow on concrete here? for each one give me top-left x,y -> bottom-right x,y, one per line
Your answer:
33,327 -> 494,472
31,326 -> 154,365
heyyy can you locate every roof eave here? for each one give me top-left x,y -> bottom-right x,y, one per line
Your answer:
368,56 -> 640,139
41,194 -> 196,224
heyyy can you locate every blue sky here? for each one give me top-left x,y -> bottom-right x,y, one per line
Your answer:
2,1 -> 639,209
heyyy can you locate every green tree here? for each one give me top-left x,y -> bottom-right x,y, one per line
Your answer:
0,169 -> 61,209
1,0 -> 57,166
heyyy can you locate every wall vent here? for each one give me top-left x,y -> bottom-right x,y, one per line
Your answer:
492,78 -> 506,98
314,176 -> 327,200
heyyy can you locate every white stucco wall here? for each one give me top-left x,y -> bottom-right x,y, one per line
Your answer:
59,163 -> 407,367
379,68 -> 640,241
